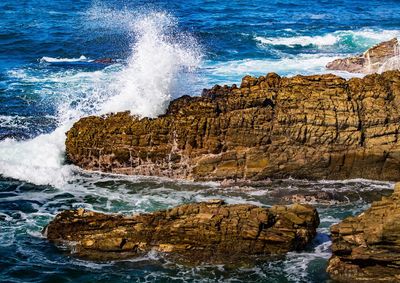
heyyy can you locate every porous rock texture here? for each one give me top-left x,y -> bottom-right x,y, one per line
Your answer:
326,38 -> 399,74
44,200 -> 319,264
66,70 -> 400,182
327,183 -> 400,282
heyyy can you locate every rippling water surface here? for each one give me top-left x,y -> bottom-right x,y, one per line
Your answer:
1,0 -> 399,282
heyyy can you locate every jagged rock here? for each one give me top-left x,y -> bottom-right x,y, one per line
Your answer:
66,71 -> 400,182
44,201 -> 319,264
327,183 -> 400,282
326,38 -> 399,74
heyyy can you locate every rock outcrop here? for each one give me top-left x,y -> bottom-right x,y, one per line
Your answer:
326,38 -> 399,74
44,201 -> 319,264
66,71 -> 400,182
327,183 -> 400,282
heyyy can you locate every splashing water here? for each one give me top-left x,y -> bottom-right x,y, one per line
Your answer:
378,42 -> 400,73
0,10 -> 202,187
101,12 -> 202,117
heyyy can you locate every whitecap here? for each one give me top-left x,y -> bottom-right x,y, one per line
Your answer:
39,55 -> 89,63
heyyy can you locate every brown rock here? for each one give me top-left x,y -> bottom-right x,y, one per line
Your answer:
93,58 -> 114,64
327,183 -> 400,282
44,201 -> 319,264
326,38 -> 399,74
66,70 -> 400,182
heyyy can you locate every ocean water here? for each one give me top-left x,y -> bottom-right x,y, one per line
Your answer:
0,0 -> 399,282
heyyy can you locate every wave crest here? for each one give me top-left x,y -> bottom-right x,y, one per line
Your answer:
256,29 -> 400,48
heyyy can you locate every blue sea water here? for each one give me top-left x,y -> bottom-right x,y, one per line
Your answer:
0,0 -> 399,282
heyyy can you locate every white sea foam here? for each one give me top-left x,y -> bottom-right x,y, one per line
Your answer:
0,125 -> 75,187
204,54 -> 364,85
206,54 -> 335,75
283,233 -> 331,282
256,34 -> 338,47
0,10 -> 202,186
379,56 -> 400,73
0,115 -> 29,129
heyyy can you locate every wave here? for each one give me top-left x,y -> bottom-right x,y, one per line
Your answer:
0,115 -> 30,129
255,34 -> 337,47
255,28 -> 400,48
0,126 -> 75,187
0,9 -> 202,187
203,54 -> 364,86
40,55 -> 90,63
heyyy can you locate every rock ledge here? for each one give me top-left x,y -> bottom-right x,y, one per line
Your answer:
45,201 -> 319,264
66,71 -> 400,182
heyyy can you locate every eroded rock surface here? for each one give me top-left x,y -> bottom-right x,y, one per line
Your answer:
327,183 -> 400,282
45,201 -> 319,264
66,71 -> 400,182
326,38 -> 399,74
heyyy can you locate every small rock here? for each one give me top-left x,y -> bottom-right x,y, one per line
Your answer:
326,38 -> 399,74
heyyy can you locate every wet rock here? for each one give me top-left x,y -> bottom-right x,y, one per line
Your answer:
327,183 -> 400,282
66,70 -> 400,182
93,58 -> 114,64
281,192 -> 341,205
326,38 -> 399,74
45,201 -> 319,264
276,189 -> 393,205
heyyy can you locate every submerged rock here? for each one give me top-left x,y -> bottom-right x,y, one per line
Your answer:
326,38 -> 399,74
66,71 -> 400,182
93,58 -> 114,64
44,201 -> 319,264
327,183 -> 400,282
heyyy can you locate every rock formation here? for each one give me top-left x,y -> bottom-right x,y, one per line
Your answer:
327,183 -> 400,282
326,38 -> 399,74
44,201 -> 319,264
66,70 -> 400,182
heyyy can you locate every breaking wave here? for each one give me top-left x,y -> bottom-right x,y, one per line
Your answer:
255,28 -> 400,48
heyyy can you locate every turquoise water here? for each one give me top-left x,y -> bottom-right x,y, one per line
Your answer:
0,0 -> 399,282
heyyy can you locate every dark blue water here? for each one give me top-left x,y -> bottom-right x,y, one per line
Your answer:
0,0 -> 399,282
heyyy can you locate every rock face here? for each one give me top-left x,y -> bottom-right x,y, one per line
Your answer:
327,183 -> 400,282
66,71 -> 400,182
44,201 -> 319,264
326,38 -> 399,74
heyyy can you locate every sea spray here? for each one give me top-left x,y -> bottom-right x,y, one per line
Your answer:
0,10 -> 202,186
100,12 -> 202,117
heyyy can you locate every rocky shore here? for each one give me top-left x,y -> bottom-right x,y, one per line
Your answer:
66,70 -> 400,182
44,200 -> 319,264
61,40 -> 400,278
326,38 -> 399,74
327,183 -> 400,282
